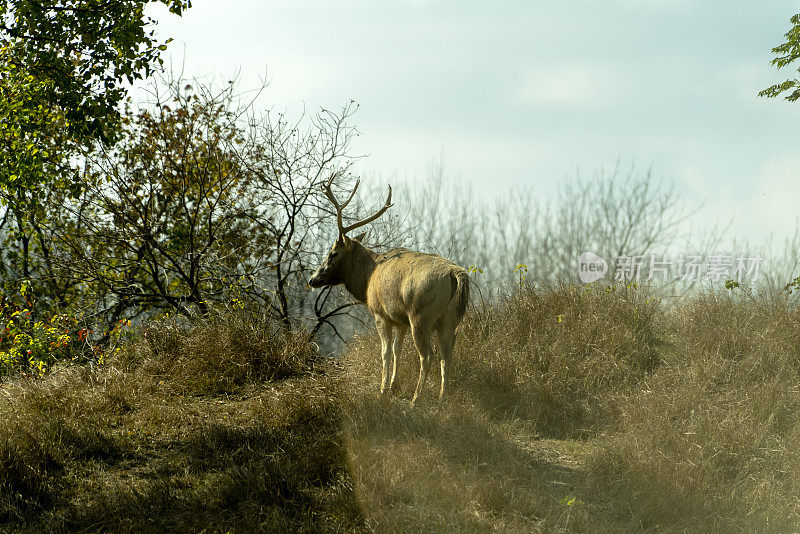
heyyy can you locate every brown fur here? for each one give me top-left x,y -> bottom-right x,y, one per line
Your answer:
309,180 -> 470,405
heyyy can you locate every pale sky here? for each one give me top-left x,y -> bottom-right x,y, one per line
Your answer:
145,1 -> 800,245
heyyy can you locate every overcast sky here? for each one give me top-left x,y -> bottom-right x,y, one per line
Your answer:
145,1 -> 800,245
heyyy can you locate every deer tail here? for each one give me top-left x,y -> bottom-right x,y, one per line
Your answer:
453,270 -> 470,319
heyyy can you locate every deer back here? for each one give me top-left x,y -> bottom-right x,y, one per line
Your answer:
366,249 -> 467,326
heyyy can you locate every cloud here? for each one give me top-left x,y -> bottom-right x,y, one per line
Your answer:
143,0 -> 800,247
749,155 -> 800,239
512,63 -> 618,107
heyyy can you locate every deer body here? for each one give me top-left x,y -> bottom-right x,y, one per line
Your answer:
309,178 -> 469,405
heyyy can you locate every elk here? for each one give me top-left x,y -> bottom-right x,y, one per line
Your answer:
309,176 -> 470,405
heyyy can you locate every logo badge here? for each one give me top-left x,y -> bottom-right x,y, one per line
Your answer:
578,252 -> 607,283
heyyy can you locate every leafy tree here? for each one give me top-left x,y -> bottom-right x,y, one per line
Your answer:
0,0 -> 191,145
55,77 -> 363,338
0,67 -> 71,278
0,0 -> 190,309
58,79 -> 258,322
759,13 -> 800,101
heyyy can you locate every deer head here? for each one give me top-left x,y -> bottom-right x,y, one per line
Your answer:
308,176 -> 392,289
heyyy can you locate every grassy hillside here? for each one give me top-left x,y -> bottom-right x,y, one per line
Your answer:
0,308 -> 363,533
1,286 -> 799,532
342,284 -> 800,532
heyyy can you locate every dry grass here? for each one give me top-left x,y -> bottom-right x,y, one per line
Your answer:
341,393 -> 594,533
340,282 -> 660,532
454,283 -> 661,437
1,287 -> 799,532
135,305 -> 316,396
584,291 -> 800,532
0,307 -> 363,533
341,284 -> 800,532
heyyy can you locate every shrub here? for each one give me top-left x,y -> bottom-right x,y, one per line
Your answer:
0,283 -> 108,377
119,304 -> 317,395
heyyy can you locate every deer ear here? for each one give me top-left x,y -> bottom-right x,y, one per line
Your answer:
353,232 -> 366,242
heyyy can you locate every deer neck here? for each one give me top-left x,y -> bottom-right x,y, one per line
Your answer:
343,243 -> 377,303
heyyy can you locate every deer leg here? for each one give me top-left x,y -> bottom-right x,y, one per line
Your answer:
410,321 -> 434,406
376,317 -> 393,396
435,321 -> 456,402
390,325 -> 407,394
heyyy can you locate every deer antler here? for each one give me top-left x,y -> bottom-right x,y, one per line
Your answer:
322,175 -> 393,236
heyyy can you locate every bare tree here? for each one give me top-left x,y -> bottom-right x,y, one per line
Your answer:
234,97 -> 368,335
52,76 -> 365,339
377,159 -> 693,291
534,162 -> 689,283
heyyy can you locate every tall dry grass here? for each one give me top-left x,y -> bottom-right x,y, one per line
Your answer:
340,282 -> 662,531
1,285 -> 799,532
341,283 -> 800,532
344,283 -> 660,435
133,304 -> 316,395
0,306 -> 363,533
454,282 -> 661,436
585,290 -> 800,531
